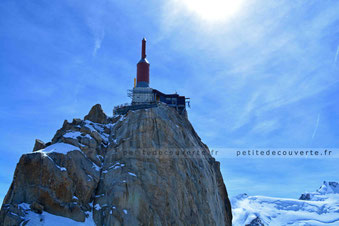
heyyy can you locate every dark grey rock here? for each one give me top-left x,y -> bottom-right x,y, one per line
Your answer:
32,139 -> 46,152
299,193 -> 311,200
246,216 -> 265,226
30,202 -> 44,214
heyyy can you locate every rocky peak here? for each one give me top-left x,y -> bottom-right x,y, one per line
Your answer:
32,139 -> 46,152
0,104 -> 232,225
246,217 -> 265,226
84,104 -> 108,124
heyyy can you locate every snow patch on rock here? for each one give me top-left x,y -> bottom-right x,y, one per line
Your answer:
36,143 -> 80,155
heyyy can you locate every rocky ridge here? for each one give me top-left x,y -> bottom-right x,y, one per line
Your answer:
0,103 -> 232,225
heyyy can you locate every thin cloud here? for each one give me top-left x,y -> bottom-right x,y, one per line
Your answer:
231,92 -> 260,131
93,30 -> 105,56
83,1 -> 108,57
251,120 -> 278,134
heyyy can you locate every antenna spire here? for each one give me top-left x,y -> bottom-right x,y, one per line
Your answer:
142,38 -> 146,59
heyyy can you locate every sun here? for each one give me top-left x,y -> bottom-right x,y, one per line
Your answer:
180,0 -> 244,22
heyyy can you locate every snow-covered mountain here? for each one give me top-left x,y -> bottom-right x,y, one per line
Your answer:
232,181 -> 339,226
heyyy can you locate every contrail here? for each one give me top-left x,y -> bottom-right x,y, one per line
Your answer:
335,45 -> 339,65
312,114 -> 320,139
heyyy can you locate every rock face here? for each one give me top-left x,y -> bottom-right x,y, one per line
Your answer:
0,104 -> 232,225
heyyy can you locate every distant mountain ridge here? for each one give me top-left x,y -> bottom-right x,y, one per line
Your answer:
232,181 -> 339,225
299,181 -> 339,201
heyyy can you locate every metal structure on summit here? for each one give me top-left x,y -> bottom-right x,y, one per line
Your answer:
113,38 -> 190,116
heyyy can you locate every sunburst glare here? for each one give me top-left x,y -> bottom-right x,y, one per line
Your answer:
180,0 -> 244,22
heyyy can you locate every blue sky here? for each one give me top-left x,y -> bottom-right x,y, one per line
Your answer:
1,0 -> 339,203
